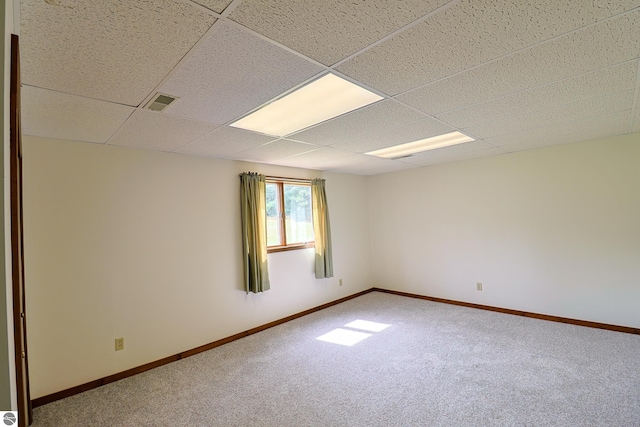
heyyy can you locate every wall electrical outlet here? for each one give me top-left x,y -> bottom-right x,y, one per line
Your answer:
339,279 -> 343,286
115,337 -> 125,351
476,282 -> 483,291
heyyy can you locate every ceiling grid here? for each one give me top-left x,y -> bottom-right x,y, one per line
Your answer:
18,0 -> 640,175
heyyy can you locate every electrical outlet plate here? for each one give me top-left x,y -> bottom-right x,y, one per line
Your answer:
476,282 -> 483,291
115,337 -> 124,351
339,279 -> 343,286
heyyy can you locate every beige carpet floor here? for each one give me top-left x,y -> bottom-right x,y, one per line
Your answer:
31,291 -> 640,426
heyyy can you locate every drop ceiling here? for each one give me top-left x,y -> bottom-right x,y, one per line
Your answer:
19,0 -> 640,175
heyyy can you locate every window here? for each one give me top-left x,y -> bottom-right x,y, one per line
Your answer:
265,177 -> 314,252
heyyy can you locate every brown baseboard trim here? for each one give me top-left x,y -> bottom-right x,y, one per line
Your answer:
372,288 -> 640,335
32,288 -> 373,408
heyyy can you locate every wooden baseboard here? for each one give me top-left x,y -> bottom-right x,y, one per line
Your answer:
371,288 -> 640,335
32,288 -> 373,408
33,286 -> 638,408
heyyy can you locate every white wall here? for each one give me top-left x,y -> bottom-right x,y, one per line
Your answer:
368,133 -> 640,329
22,136 -> 372,398
21,131 -> 640,399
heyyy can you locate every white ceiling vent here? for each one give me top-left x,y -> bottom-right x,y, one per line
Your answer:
144,93 -> 179,112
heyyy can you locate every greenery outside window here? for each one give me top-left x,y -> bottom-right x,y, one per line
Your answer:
266,177 -> 314,252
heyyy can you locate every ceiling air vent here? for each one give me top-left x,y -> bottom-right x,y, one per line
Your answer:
144,93 -> 178,112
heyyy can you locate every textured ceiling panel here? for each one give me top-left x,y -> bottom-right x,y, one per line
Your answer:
19,0 -> 640,173
336,1 -> 640,96
160,22 -> 322,125
22,86 -> 134,144
400,147 -> 506,167
397,11 -> 640,114
176,126 -> 277,158
193,0 -> 233,14
485,110 -> 633,149
289,100 -> 425,146
351,161 -> 421,176
463,90 -> 635,139
400,140 -> 500,163
437,61 -> 639,129
108,110 -> 218,152
275,148 -> 359,170
229,139 -> 319,163
228,0 -> 448,66
499,123 -> 632,153
328,155 -> 419,175
329,118 -> 457,153
20,0 -> 216,106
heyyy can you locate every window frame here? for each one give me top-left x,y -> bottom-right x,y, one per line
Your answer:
266,176 -> 315,253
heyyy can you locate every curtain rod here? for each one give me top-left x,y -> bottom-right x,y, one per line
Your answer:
266,175 -> 313,183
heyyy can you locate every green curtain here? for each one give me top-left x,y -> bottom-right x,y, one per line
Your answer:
240,173 -> 270,293
311,178 -> 333,279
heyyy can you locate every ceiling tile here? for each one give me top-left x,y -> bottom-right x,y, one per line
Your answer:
397,10 -> 640,114
274,148 -> 358,170
289,100 -> 425,146
108,110 -> 218,152
20,0 -> 216,106
229,139 -> 319,163
328,154 -> 419,175
400,139 -> 498,162
401,147 -> 506,167
193,0 -> 233,14
351,162 -> 421,176
160,22 -> 323,125
499,123 -> 632,153
329,117 -> 457,153
228,0 -> 449,66
337,1 -> 640,96
22,86 -> 134,144
176,126 -> 277,158
463,90 -> 635,139
400,147 -> 506,166
485,110 -> 633,149
437,61 -> 638,129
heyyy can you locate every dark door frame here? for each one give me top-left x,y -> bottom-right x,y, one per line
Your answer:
10,33 -> 32,427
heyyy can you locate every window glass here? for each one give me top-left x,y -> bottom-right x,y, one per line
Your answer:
284,184 -> 313,244
265,182 -> 281,247
265,179 -> 314,251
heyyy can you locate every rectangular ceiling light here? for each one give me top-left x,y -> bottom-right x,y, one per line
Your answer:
366,131 -> 475,159
230,74 -> 383,137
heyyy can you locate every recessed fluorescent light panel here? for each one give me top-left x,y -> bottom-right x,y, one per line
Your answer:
366,131 -> 475,159
230,74 -> 383,137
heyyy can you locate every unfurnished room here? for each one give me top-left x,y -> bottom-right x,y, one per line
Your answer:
1,0 -> 639,426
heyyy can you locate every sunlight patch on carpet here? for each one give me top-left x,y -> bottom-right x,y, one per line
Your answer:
344,320 -> 391,332
316,328 -> 372,346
